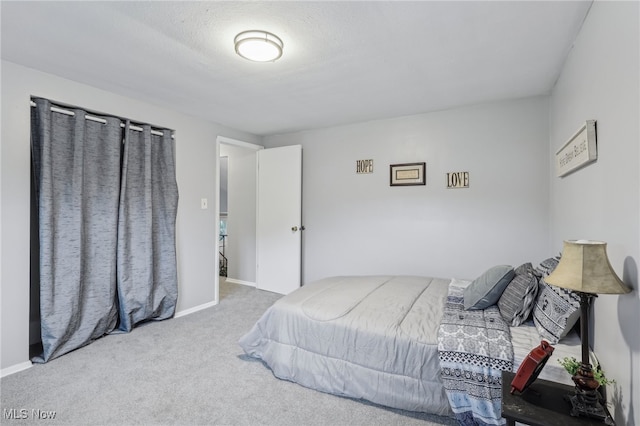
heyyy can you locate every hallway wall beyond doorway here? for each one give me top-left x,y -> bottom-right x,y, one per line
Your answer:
218,141 -> 260,286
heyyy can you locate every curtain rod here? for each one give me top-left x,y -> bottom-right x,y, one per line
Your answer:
30,100 -> 171,137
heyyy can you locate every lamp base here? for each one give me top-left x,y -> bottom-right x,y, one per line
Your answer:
565,388 -> 614,425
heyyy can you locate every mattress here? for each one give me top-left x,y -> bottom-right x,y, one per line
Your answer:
511,321 -> 581,386
239,275 -> 454,415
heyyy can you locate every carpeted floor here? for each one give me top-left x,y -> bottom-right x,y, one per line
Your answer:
0,280 -> 456,426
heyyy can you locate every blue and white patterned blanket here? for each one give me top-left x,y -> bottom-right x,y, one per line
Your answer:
437,281 -> 513,426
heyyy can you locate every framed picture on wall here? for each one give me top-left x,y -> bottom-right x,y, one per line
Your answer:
390,162 -> 426,186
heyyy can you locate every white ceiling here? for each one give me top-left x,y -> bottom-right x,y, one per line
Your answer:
1,1 -> 592,136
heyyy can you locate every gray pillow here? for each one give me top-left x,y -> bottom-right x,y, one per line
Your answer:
464,265 -> 515,310
498,263 -> 539,326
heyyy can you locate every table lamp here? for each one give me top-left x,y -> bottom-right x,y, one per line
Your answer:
545,240 -> 630,424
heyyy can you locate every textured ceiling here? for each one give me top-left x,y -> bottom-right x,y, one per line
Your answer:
1,1 -> 592,136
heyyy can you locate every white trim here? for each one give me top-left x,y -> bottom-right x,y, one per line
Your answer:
224,278 -> 256,288
174,300 -> 218,318
214,141 -> 221,305
217,136 -> 264,151
1,361 -> 32,378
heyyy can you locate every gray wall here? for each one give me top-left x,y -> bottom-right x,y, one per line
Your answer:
548,2 -> 639,425
0,60 -> 260,372
264,96 -> 551,283
219,156 -> 229,214
220,144 -> 257,284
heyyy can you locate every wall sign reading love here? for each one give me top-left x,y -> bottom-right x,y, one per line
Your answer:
446,171 -> 469,189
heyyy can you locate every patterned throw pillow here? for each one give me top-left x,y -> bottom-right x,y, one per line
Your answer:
532,257 -> 581,343
497,263 -> 539,326
535,256 -> 560,278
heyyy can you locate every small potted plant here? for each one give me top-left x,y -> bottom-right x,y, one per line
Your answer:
558,356 -> 614,405
558,357 -> 615,387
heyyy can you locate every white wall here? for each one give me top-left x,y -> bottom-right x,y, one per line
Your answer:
264,96 -> 551,284
220,144 -> 257,284
0,61 -> 260,372
548,2 -> 639,425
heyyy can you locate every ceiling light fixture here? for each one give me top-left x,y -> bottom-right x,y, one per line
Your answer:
234,30 -> 283,62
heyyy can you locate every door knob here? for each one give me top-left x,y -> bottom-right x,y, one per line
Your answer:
291,226 -> 298,232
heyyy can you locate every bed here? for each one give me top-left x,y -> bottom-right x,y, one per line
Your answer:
239,262 -> 582,425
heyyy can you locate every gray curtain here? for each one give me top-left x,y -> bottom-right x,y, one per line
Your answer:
31,99 -> 179,361
31,98 -> 122,362
116,122 -> 179,332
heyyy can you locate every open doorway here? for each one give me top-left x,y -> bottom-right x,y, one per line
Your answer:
215,136 -> 263,302
219,155 -> 228,278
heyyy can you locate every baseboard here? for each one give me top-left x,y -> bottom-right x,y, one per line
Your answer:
174,300 -> 218,318
1,361 -> 32,378
225,278 -> 256,288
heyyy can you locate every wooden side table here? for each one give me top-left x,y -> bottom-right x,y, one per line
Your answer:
501,371 -> 614,426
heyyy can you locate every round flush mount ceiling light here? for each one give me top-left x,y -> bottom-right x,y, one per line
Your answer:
234,30 -> 283,62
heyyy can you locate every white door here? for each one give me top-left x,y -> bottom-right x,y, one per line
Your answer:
256,145 -> 302,294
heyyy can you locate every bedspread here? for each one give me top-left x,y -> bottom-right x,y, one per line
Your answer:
239,275 -> 454,416
437,280 -> 514,426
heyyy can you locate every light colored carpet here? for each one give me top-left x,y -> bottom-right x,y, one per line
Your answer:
1,280 -> 456,426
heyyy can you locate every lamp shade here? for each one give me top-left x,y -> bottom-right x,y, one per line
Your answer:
545,240 -> 631,294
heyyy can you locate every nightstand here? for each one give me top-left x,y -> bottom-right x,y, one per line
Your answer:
501,371 -> 614,426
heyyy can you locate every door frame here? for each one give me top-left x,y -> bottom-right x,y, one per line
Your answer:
214,136 -> 263,303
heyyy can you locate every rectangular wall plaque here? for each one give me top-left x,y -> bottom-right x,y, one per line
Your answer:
447,171 -> 469,188
356,159 -> 374,174
390,162 -> 426,186
556,120 -> 597,177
